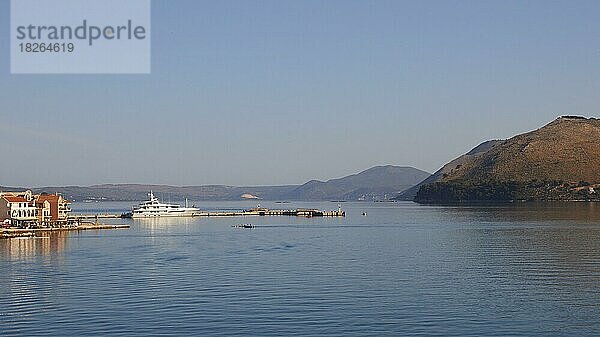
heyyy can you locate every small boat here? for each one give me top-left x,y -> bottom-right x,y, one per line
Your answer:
233,224 -> 255,229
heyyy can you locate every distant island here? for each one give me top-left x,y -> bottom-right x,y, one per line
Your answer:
403,116 -> 600,203
1,166 -> 430,202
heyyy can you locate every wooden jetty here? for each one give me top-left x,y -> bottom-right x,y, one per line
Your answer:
72,207 -> 345,219
70,213 -> 123,220
243,207 -> 345,217
194,207 -> 345,218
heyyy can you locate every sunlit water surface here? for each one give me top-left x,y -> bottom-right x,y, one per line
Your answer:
1,201 -> 600,336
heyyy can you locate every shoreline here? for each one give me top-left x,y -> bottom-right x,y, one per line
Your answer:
1,224 -> 130,239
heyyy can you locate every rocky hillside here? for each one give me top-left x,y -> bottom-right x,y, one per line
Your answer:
396,140 -> 502,200
414,116 -> 600,202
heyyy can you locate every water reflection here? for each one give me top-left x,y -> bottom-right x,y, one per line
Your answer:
426,202 -> 600,225
133,217 -> 198,226
128,217 -> 208,247
440,204 -> 600,321
1,201 -> 600,336
0,232 -> 69,260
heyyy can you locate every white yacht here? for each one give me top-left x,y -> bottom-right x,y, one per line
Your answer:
131,191 -> 199,218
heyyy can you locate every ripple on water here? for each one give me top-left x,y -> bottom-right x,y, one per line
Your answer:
1,202 -> 600,336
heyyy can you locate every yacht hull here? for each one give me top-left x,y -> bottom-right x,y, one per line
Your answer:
131,210 -> 198,218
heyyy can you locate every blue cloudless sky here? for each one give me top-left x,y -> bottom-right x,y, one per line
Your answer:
1,0 -> 600,186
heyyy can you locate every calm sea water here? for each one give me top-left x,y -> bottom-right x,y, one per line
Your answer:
1,201 -> 600,336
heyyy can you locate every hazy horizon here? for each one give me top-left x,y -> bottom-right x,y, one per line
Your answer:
2,164 -> 431,189
2,0 -> 600,186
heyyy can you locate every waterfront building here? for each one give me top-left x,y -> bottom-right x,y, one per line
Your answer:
35,194 -> 71,225
0,195 -> 38,226
0,191 -> 71,227
34,199 -> 52,226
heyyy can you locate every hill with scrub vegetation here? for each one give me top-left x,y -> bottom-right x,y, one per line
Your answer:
412,116 -> 600,203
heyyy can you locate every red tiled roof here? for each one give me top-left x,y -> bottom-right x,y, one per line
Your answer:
3,196 -> 28,203
36,195 -> 59,202
37,194 -> 71,204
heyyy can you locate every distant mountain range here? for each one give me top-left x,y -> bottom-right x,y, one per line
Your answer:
8,116 -> 598,204
282,166 -> 429,201
1,165 -> 430,202
407,116 -> 600,203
